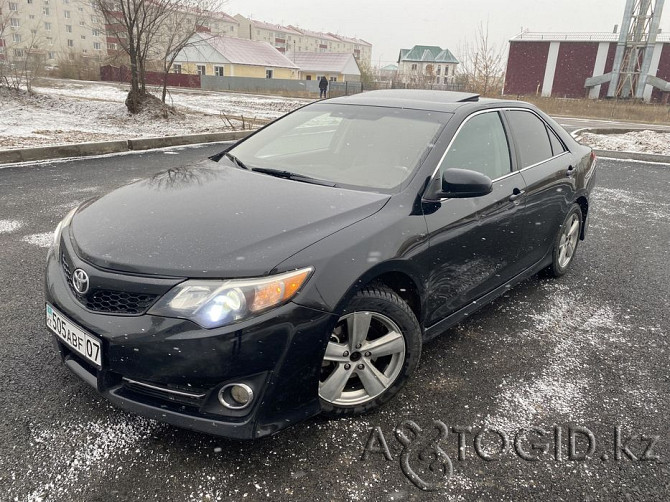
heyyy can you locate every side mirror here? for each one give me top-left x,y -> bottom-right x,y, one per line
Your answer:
427,168 -> 493,199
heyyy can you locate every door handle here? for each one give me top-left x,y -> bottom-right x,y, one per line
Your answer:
509,188 -> 525,202
566,165 -> 576,177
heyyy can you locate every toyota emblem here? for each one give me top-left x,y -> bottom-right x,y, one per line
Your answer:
72,269 -> 90,295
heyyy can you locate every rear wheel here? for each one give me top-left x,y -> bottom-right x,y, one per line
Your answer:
319,285 -> 422,417
547,204 -> 583,277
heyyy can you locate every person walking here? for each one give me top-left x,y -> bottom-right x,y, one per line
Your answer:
319,76 -> 329,98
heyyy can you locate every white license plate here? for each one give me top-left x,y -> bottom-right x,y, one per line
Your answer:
46,303 -> 102,368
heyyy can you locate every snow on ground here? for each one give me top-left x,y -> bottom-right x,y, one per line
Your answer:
580,130 -> 670,155
32,78 -> 310,120
482,282 -> 630,434
21,232 -> 53,248
0,79 -> 310,150
0,220 -> 23,233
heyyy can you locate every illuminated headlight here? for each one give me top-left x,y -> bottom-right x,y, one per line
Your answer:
52,207 -> 78,254
148,267 -> 313,329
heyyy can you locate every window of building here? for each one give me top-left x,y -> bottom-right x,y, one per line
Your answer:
306,75 -> 311,80
443,77 -> 448,84
10,18 -> 20,27
42,7 -> 49,14
9,2 -> 18,10
329,76 -> 337,82
29,14 -> 35,19
79,20 -> 84,26
46,36 -> 53,45
47,51 -> 55,59
64,10 -> 70,18
44,22 -> 51,30
196,64 -> 206,75
214,65 -> 224,76
81,34 -> 86,39
67,39 -> 73,47
173,64 -> 181,74
92,29 -> 100,36
27,0 -> 33,4
265,69 -> 273,79
107,42 -> 117,50
436,65 -> 441,75
411,63 -> 417,71
12,33 -> 21,42
65,24 -> 72,32
14,48 -> 25,57
93,42 -> 101,50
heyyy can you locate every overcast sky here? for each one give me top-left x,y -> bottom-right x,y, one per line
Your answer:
225,0 -> 670,66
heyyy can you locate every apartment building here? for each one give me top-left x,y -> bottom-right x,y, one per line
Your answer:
1,0 -> 106,65
234,14 -> 372,65
106,9 -> 240,61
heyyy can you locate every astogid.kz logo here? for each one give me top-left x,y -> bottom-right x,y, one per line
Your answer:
361,421 -> 660,491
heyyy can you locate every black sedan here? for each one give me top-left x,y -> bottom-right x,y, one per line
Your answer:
45,90 -> 596,439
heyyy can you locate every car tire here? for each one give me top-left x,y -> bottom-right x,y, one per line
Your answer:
319,284 -> 422,417
547,204 -> 583,278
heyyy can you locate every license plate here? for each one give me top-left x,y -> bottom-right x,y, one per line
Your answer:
46,303 -> 102,368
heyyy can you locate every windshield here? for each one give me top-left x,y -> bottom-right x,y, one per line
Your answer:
227,103 -> 450,191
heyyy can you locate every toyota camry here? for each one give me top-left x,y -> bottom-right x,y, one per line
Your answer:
45,90 -> 596,439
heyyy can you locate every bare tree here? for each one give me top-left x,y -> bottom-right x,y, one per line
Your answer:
458,21 -> 505,96
96,0 -> 226,113
96,0 -> 178,112
155,2 -> 224,104
0,1 -> 45,92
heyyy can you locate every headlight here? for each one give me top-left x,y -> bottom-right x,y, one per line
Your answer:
148,267 -> 313,329
52,207 -> 78,254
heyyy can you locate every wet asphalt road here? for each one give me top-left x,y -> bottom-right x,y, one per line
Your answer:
0,145 -> 669,501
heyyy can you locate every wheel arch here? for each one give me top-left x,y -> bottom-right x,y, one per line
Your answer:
333,262 -> 425,326
575,195 -> 589,240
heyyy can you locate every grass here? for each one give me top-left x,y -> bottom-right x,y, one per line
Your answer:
503,95 -> 670,124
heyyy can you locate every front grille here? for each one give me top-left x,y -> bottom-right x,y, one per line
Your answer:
61,253 -> 159,315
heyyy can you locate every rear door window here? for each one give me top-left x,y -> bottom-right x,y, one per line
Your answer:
506,111 -> 554,168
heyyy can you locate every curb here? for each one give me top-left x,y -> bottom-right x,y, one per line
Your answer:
0,130 -> 254,165
593,149 -> 670,164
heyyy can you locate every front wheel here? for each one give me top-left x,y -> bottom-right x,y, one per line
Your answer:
547,204 -> 583,277
319,284 -> 422,417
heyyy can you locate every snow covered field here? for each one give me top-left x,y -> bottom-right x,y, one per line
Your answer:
2,78 -> 669,155
0,79 -> 310,150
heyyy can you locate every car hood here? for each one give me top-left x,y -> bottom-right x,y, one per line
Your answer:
69,160 -> 390,278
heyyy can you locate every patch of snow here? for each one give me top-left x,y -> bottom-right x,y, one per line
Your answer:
22,232 -> 54,248
482,283 -> 630,433
22,415 -> 162,501
580,130 -> 670,155
0,219 -> 22,233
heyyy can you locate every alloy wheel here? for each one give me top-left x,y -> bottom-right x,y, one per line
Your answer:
319,311 -> 406,406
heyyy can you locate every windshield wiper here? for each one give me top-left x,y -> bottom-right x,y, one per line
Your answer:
223,152 -> 250,170
251,167 -> 336,187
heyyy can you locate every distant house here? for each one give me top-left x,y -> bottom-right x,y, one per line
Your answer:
289,52 -> 361,82
173,34 -> 299,79
378,64 -> 398,82
397,45 -> 459,84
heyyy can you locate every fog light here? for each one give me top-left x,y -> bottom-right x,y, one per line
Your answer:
218,383 -> 254,410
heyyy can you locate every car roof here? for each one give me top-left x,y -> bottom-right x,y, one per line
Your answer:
328,90 -> 532,113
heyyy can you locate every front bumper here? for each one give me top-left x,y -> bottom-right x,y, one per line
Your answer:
45,246 -> 336,439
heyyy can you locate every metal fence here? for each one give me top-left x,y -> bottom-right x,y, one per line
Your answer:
200,75 -> 363,97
